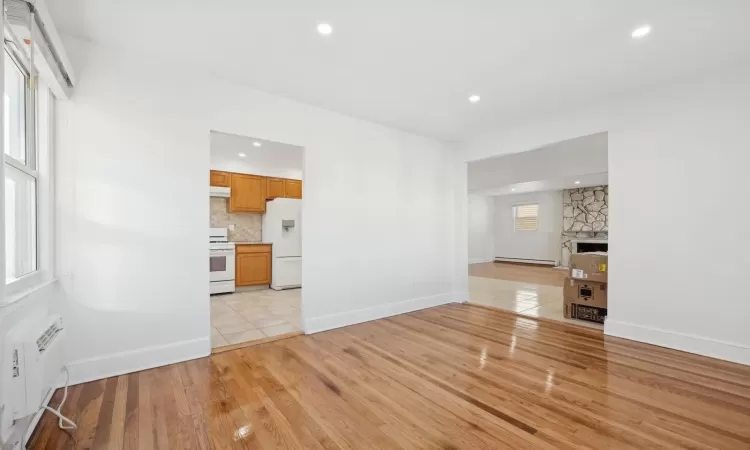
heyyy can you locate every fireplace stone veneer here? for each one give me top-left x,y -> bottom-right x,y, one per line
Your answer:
561,185 -> 609,267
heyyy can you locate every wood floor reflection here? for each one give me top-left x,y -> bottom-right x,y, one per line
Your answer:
30,303 -> 750,449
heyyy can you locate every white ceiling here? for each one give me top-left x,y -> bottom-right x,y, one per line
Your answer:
48,0 -> 750,141
210,131 -> 303,179
468,132 -> 607,196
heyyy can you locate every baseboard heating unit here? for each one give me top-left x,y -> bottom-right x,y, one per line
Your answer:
494,257 -> 557,266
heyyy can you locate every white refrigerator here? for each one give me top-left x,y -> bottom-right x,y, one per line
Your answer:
262,198 -> 302,290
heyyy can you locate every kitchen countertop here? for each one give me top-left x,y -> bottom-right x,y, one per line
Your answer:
232,241 -> 272,245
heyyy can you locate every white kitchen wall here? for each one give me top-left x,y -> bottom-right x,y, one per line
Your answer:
210,161 -> 302,180
467,195 -> 494,264
210,131 -> 303,179
55,38 -> 459,384
493,191 -> 562,264
458,64 -> 750,365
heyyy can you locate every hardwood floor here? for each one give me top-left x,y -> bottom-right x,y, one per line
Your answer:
469,262 -> 567,286
30,303 -> 750,449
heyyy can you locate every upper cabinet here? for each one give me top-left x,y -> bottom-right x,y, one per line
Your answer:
212,170 -> 302,212
284,179 -> 302,199
266,178 -> 286,200
229,174 -> 266,213
210,170 -> 231,187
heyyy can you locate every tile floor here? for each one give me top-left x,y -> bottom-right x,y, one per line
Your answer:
468,274 -> 603,330
210,288 -> 302,348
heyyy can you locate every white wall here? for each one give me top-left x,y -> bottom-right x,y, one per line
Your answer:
210,160 -> 302,180
467,195 -> 494,264
459,64 -> 750,365
493,191 -> 562,264
56,39 -> 459,384
210,131 -> 303,179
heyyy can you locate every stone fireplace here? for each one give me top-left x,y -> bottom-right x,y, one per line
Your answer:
561,185 -> 608,267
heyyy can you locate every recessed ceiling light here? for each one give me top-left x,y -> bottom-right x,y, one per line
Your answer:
238,152 -> 246,157
631,25 -> 651,39
468,95 -> 481,103
511,188 -> 516,191
317,23 -> 333,35
574,180 -> 581,184
252,142 -> 262,147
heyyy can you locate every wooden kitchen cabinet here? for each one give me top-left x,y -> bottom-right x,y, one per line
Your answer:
229,174 -> 266,213
235,244 -> 271,286
266,177 -> 286,200
284,179 -> 302,199
210,170 -> 231,187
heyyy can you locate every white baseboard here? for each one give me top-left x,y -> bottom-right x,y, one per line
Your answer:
494,257 -> 556,266
453,291 -> 470,304
605,319 -> 750,365
66,337 -> 211,386
304,293 -> 456,334
468,257 -> 494,264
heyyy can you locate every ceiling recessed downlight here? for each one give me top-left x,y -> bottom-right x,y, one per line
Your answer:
511,188 -> 516,192
252,142 -> 262,147
317,23 -> 333,35
238,152 -> 246,157
574,180 -> 581,185
631,25 -> 651,38
468,95 -> 481,103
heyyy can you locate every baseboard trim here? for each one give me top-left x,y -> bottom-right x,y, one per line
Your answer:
468,257 -> 494,264
66,337 -> 211,386
605,319 -> 750,365
494,257 -> 556,266
304,293 -> 455,334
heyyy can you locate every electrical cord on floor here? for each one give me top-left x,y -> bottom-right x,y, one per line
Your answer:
40,366 -> 77,431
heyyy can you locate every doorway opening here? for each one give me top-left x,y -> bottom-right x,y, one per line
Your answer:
208,131 -> 304,351
466,132 -> 608,329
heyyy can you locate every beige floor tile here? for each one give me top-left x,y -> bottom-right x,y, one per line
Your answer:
233,305 -> 272,316
261,322 -> 300,337
470,275 -> 602,330
250,317 -> 288,328
212,312 -> 247,326
212,334 -> 228,348
223,329 -> 265,345
212,289 -> 302,339
216,321 -> 257,335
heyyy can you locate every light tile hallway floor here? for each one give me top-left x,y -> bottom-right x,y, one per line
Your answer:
210,288 -> 302,348
469,263 -> 603,330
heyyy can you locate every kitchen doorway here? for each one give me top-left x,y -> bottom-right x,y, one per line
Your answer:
208,131 -> 304,351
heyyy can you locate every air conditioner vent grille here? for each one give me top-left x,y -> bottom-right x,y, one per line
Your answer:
37,322 -> 62,352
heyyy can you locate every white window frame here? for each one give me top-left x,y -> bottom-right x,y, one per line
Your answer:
513,203 -> 539,232
2,29 -> 54,302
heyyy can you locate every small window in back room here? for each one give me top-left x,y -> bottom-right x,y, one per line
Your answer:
514,204 -> 538,231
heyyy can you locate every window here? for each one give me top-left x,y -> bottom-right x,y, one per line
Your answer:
514,204 -> 538,231
4,49 -> 38,285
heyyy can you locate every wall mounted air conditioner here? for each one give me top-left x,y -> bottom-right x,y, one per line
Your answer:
2,315 -> 65,426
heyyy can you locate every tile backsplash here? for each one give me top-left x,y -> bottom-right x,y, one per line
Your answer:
210,197 -> 262,242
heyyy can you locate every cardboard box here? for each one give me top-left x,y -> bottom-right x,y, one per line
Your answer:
563,277 -> 608,324
563,277 -> 608,308
564,303 -> 607,324
569,252 -> 608,283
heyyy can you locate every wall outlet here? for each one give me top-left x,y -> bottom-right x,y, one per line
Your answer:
228,224 -> 235,231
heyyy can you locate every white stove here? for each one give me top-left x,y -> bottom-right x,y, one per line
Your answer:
210,228 -> 235,294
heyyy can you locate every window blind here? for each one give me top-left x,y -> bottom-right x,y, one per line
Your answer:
514,204 -> 538,231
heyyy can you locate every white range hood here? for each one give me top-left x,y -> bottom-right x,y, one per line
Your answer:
210,186 -> 230,198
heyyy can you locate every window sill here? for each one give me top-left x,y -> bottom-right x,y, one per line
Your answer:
3,274 -> 57,307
